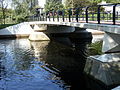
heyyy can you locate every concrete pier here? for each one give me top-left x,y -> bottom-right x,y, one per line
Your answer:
29,24 -> 50,41
84,53 -> 120,86
29,32 -> 50,41
0,22 -> 33,38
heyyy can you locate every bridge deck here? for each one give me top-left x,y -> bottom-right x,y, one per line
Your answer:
29,21 -> 120,34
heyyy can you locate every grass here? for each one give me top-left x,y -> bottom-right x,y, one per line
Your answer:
0,24 -> 16,29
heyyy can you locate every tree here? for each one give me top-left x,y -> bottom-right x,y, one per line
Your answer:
65,0 -> 90,9
0,0 -> 8,24
12,0 -> 36,23
104,0 -> 120,3
45,0 -> 64,12
65,0 -> 120,9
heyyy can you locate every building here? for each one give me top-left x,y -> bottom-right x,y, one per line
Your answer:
99,1 -> 120,14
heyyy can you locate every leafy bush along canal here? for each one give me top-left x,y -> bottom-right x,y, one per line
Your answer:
0,39 -> 109,90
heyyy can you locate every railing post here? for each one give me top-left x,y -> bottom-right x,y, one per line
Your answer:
86,7 -> 89,23
49,11 -> 50,21
43,14 -> 44,21
57,10 -> 59,22
76,8 -> 79,22
97,5 -> 101,24
113,4 -> 117,25
53,10 -> 55,21
68,8 -> 72,22
39,14 -> 41,21
62,10 -> 65,22
45,12 -> 47,21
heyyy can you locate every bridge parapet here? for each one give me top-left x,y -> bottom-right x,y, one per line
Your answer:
29,3 -> 120,25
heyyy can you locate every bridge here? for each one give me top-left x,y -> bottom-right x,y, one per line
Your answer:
29,3 -> 120,53
0,3 -> 119,88
28,3 -> 120,88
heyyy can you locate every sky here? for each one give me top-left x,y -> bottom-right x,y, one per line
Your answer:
38,0 -> 46,8
5,0 -> 12,9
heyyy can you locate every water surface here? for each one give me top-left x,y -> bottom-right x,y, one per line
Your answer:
0,39 -> 109,90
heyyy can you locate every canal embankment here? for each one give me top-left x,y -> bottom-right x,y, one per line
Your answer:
0,22 -> 33,39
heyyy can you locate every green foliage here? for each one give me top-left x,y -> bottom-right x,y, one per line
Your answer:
45,0 -> 64,12
0,0 -> 8,24
0,9 -> 13,24
90,0 -> 102,6
105,0 -> 120,3
65,0 -> 90,9
88,41 -> 103,55
12,0 -> 34,23
65,0 -> 120,9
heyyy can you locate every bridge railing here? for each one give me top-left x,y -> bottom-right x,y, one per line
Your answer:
29,3 -> 120,25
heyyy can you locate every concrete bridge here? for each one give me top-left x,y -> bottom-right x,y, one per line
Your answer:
29,3 -> 120,53
0,3 -> 120,89
28,3 -> 120,88
28,21 -> 120,53
28,21 -> 120,89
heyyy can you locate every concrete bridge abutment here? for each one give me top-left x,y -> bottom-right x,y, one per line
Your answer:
29,23 -> 92,47
29,24 -> 50,41
102,32 -> 120,53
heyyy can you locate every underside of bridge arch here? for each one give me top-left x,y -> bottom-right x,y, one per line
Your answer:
29,24 -> 92,47
45,26 -> 92,46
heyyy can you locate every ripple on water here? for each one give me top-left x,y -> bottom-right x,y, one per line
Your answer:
0,39 -> 67,90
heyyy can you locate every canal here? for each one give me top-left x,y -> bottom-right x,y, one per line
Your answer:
0,37 -> 109,90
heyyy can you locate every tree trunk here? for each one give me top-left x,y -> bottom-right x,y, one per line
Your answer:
3,10 -> 6,24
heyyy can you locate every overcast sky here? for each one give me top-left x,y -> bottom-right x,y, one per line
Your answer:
4,0 -> 12,9
38,0 -> 46,8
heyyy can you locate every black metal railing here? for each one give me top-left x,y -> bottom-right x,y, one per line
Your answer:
29,3 -> 120,25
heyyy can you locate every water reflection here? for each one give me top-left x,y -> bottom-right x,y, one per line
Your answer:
0,39 -> 65,90
0,39 -> 111,90
30,41 -> 49,61
30,40 -> 109,90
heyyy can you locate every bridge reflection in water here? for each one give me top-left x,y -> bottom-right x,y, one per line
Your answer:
0,38 -> 112,90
